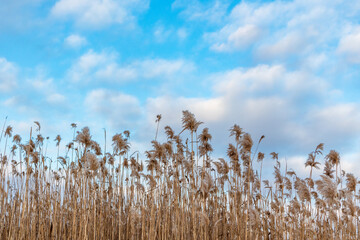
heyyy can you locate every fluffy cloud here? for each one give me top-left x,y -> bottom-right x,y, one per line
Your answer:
1,0 -> 360,178
1,69 -> 68,117
255,32 -> 309,60
209,24 -> 262,52
67,50 -> 195,83
67,50 -> 123,83
51,0 -> 149,28
199,0 -> 360,67
337,27 -> 360,63
142,63 -> 359,158
341,152 -> 360,176
305,103 -> 360,147
214,65 -> 286,95
84,89 -> 142,129
204,1 -> 291,53
27,74 -> 68,106
0,58 -> 17,92
64,34 -> 87,48
146,96 -> 226,126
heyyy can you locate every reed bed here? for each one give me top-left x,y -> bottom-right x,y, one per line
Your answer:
0,111 -> 359,239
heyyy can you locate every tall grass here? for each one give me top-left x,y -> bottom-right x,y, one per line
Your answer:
0,111 -> 359,239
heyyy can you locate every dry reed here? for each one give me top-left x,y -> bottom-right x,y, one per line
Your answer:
0,111 -> 359,240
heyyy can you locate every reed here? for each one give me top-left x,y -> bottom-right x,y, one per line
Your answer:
0,111 -> 359,239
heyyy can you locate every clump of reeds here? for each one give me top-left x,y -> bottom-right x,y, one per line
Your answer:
0,111 -> 359,240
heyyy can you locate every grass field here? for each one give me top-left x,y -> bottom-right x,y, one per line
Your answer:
0,111 -> 359,239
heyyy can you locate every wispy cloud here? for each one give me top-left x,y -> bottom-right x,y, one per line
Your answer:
153,23 -> 172,43
200,0 -> 360,66
0,57 -> 18,92
152,24 -> 189,43
64,34 -> 87,48
177,28 -> 188,40
51,0 -> 149,28
172,0 -> 229,24
67,50 -> 195,84
1,66 -> 68,117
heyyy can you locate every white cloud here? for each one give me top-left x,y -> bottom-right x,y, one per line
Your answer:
228,25 -> 261,48
142,62 -> 358,158
84,89 -> 142,129
1,70 -> 69,115
64,34 -> 87,48
210,24 -> 262,52
1,0 -> 359,178
30,77 -> 54,91
285,155 -> 310,178
46,93 -> 66,105
307,103 -> 360,145
337,27 -> 360,63
214,64 -> 286,95
301,53 -> 327,70
68,49 -> 195,83
228,1 -> 290,27
3,96 -> 36,114
144,93 -> 293,155
94,63 -> 137,81
137,59 -> 194,78
67,50 -> 119,83
341,151 -> 360,175
200,0 -> 360,68
256,32 -> 308,60
27,72 -> 68,106
283,70 -> 328,95
203,1 -> 291,53
138,95 -> 228,144
51,0 -> 149,28
0,57 -> 17,92
147,95 -> 226,125
153,24 -> 188,43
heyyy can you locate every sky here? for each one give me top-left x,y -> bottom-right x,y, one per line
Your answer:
0,0 -> 360,178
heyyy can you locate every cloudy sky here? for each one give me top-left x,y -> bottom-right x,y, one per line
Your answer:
1,0 -> 360,177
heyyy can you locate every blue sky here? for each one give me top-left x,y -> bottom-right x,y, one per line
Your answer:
1,0 -> 360,177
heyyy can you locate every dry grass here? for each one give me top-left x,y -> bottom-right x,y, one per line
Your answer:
0,111 -> 359,239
